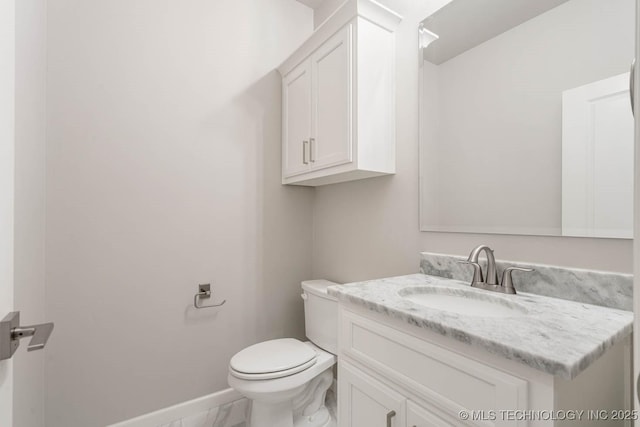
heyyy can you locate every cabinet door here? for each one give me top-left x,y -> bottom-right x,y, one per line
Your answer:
311,25 -> 353,170
406,401 -> 458,427
283,59 -> 312,177
339,361 -> 406,427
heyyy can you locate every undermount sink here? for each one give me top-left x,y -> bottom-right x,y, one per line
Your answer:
398,286 -> 528,318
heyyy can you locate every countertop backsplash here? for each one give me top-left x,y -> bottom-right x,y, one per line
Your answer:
420,252 -> 633,311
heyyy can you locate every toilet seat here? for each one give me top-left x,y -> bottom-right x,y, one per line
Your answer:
229,338 -> 318,380
230,357 -> 317,380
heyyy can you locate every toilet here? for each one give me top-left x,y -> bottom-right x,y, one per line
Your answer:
228,280 -> 339,427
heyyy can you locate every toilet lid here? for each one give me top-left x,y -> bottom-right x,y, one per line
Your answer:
230,338 -> 317,376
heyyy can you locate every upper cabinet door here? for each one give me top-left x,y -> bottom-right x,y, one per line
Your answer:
283,59 -> 312,177
311,25 -> 353,170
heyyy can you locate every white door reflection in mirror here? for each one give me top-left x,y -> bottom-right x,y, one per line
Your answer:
562,73 -> 634,238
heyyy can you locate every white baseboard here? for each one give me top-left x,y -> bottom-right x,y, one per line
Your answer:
108,388 -> 247,427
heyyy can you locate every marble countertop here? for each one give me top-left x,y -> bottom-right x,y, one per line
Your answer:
328,274 -> 633,379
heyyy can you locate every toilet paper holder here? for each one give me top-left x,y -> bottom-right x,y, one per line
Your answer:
193,284 -> 226,309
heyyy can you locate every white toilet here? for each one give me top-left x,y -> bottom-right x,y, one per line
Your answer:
228,280 -> 339,427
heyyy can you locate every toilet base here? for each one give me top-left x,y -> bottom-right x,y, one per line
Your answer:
246,368 -> 335,427
292,369 -> 334,427
249,400 -> 296,427
293,406 -> 335,427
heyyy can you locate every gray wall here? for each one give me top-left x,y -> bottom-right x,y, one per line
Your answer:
311,0 -> 633,284
40,1 -> 635,426
45,1 -> 314,425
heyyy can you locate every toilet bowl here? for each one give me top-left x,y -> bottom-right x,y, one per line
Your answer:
228,280 -> 338,427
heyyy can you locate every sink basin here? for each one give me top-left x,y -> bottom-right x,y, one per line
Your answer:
398,286 -> 528,318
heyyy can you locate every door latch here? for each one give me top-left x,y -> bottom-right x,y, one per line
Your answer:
0,312 -> 54,361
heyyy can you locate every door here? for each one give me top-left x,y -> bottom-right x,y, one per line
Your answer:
635,0 -> 640,413
283,59 -> 312,177
311,25 -> 353,170
339,361 -> 406,427
1,1 -> 50,425
0,0 -> 17,424
562,73 -> 634,238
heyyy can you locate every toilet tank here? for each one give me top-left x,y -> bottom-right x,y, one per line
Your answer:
301,280 -> 339,355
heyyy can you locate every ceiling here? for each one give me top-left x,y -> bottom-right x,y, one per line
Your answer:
422,0 -> 570,64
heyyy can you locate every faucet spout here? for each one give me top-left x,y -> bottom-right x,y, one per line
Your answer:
467,245 -> 498,285
462,245 -> 533,294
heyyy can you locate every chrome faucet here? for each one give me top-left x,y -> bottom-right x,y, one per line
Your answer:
466,245 -> 498,285
459,245 -> 533,294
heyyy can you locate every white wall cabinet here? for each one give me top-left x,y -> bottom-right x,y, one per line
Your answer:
338,306 -> 630,427
283,60 -> 312,177
310,26 -> 352,172
279,0 -> 401,186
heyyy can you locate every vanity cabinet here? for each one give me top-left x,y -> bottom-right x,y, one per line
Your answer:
407,401 -> 459,427
340,360 -> 459,427
337,305 -> 630,427
339,361 -> 406,427
278,0 -> 401,186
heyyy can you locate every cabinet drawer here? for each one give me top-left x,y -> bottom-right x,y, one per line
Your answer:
340,309 -> 528,423
407,401 -> 459,427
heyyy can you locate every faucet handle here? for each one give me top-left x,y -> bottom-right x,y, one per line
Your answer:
457,260 -> 483,284
501,267 -> 534,294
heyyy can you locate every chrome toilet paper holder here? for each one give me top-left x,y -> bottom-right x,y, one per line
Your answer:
193,284 -> 226,309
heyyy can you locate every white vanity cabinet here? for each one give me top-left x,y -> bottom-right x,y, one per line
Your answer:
340,360 -> 459,427
339,361 -> 406,427
407,401 -> 459,427
278,0 -> 401,186
337,305 -> 630,427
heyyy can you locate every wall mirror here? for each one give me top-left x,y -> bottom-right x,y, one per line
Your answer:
419,0 -> 635,238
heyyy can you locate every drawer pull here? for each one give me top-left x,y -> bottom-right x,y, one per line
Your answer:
386,410 -> 396,427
